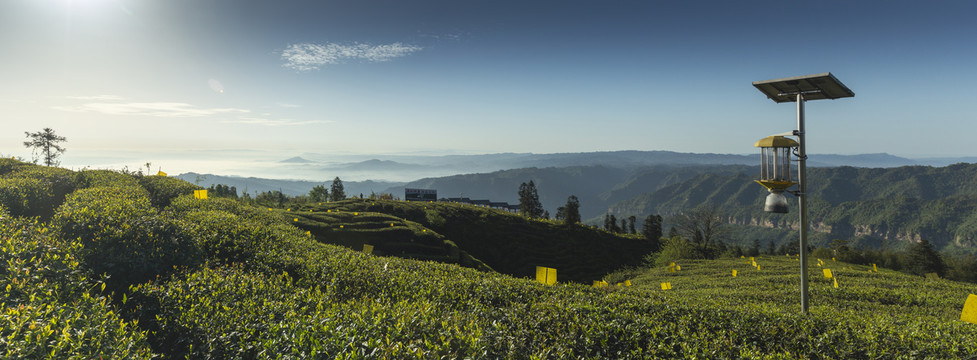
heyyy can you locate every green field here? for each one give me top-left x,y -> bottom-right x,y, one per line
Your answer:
2,159 -> 976,359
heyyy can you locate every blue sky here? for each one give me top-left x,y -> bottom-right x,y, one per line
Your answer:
1,0 -> 975,176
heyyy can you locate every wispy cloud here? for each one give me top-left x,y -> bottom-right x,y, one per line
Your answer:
54,102 -> 250,117
276,102 -> 301,108
66,95 -> 125,101
222,117 -> 329,127
281,42 -> 422,71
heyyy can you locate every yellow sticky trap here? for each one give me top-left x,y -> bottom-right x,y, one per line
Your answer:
833,278 -> 839,288
823,269 -> 833,279
832,257 -> 836,262
749,257 -> 754,262
306,231 -> 311,236
661,282 -> 672,290
668,266 -> 676,273
740,255 -> 745,259
287,208 -> 290,211
616,282 -> 622,286
193,190 -> 208,200
873,264 -> 878,272
676,265 -> 682,271
157,170 -> 167,176
354,212 -> 358,215
327,209 -> 331,212
536,266 -> 557,285
926,272 -> 940,280
752,261 -> 757,267
390,223 -> 395,227
732,270 -> 738,277
293,218 -> 298,222
593,280 -> 604,288
340,225 -> 344,229
363,244 -> 373,254
962,294 -> 977,324
756,265 -> 761,271
624,280 -> 632,287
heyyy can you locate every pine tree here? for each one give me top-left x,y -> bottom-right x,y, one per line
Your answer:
627,216 -> 637,234
23,128 -> 67,166
905,239 -> 947,277
517,180 -> 544,218
329,177 -> 346,201
642,214 -> 663,251
562,195 -> 581,225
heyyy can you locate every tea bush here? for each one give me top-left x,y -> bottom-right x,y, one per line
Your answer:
52,185 -> 201,292
0,210 -> 155,359
74,169 -> 139,189
139,175 -> 201,208
0,164 -> 76,219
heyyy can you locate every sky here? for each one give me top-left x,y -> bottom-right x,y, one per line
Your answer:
1,0 -> 975,177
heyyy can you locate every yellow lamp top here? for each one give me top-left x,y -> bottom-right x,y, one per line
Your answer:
754,135 -> 798,148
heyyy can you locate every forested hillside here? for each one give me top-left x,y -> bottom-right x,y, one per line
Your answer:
608,163 -> 977,252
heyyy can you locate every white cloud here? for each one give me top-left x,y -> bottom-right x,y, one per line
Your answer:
66,95 -> 125,101
281,42 -> 422,71
54,102 -> 250,117
223,117 -> 329,127
276,102 -> 301,108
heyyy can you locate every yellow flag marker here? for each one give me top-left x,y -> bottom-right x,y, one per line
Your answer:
833,278 -> 839,288
362,244 -> 373,254
157,170 -> 167,176
823,269 -> 833,279
925,272 -> 940,280
193,189 -> 208,200
962,294 -> 977,324
624,280 -> 632,287
536,266 -> 557,285
661,282 -> 672,290
732,270 -> 738,277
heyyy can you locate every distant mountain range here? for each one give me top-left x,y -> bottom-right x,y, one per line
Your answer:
276,150 -> 977,182
178,150 -> 977,253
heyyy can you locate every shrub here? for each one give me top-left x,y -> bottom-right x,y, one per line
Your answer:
0,165 -> 76,219
139,175 -> 200,208
653,236 -> 703,267
74,169 -> 138,189
0,212 -> 155,359
52,186 -> 201,291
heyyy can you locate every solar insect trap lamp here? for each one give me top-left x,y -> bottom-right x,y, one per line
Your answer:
754,135 -> 798,214
752,73 -> 854,315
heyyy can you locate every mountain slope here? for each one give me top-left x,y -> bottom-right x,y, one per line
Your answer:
608,163 -> 977,251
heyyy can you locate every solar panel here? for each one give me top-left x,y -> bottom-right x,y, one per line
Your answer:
752,72 -> 854,103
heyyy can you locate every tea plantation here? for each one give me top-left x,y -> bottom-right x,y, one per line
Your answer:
1,158 -> 976,359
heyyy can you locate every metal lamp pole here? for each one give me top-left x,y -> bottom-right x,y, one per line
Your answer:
796,93 -> 809,314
